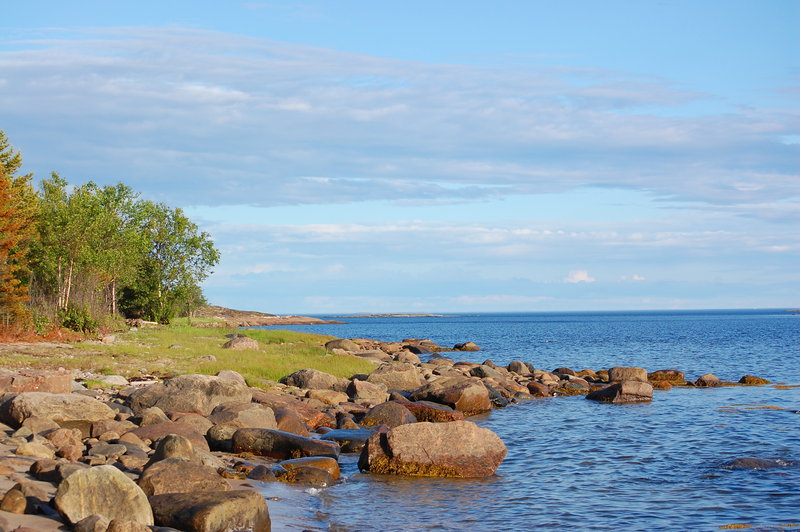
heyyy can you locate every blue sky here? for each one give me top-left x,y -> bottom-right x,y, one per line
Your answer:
1,1 -> 798,313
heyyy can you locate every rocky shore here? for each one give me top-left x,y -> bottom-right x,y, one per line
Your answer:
0,334 -> 775,531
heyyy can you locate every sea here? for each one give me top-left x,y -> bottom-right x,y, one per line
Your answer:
253,309 -> 800,531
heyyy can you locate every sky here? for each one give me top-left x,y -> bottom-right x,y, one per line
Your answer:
1,1 -> 798,314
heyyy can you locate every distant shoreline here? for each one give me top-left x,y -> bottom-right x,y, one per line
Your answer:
333,313 -> 449,318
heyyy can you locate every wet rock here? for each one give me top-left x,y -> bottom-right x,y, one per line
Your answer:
453,342 -> 480,351
608,367 -> 648,383
722,457 -> 793,470
278,456 -> 340,480
222,336 -> 259,350
650,380 -> 673,391
695,374 -> 721,387
586,381 -> 653,404
526,382 -> 551,397
366,363 -> 424,392
552,367 -> 576,376
274,465 -> 334,487
319,428 -> 374,453
361,401 -> 417,428
359,421 -> 506,478
138,458 -> 230,496
150,490 -> 269,532
738,375 -> 771,385
129,374 -> 252,416
247,464 -> 276,481
281,368 -> 348,392
232,428 -> 340,459
208,402 -> 277,429
408,377 -> 492,416
648,369 -> 686,385
54,465 -> 154,525
3,392 -> 115,427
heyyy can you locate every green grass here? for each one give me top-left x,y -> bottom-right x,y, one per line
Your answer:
0,325 -> 377,387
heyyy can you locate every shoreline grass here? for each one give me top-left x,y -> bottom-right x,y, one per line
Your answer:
0,324 -> 377,387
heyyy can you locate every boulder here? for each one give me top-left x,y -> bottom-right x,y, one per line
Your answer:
128,374 -> 252,416
722,457 -> 793,470
507,360 -> 532,376
648,369 -> 686,385
206,424 -> 238,453
347,379 -> 389,404
215,370 -> 247,384
306,389 -> 349,406
15,441 -> 55,459
149,490 -> 269,532
361,401 -> 417,428
208,402 -> 277,429
470,365 -> 505,380
526,382 -> 551,397
738,375 -> 770,385
552,367 -> 577,376
3,392 -> 115,427
695,374 -> 721,387
221,336 -> 259,350
325,338 -> 360,351
138,458 -> 230,496
366,363 -> 424,391
146,433 -> 198,464
106,520 -> 151,532
608,367 -> 648,383
273,465 -> 334,487
54,465 -> 154,525
232,428 -> 340,459
586,381 -> 653,404
169,412 -> 214,435
358,421 -> 506,478
273,407 -> 310,437
281,368 -> 348,392
396,399 -> 465,422
129,421 -> 210,451
453,342 -> 480,351
251,390 -> 331,430
318,428 -> 374,453
74,514 -> 110,532
408,377 -> 492,416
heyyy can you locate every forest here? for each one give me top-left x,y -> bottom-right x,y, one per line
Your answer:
0,130 -> 219,334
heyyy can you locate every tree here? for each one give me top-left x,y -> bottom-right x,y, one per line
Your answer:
119,201 -> 219,323
0,132 -> 37,328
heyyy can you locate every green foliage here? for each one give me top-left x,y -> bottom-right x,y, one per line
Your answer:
58,305 -> 99,333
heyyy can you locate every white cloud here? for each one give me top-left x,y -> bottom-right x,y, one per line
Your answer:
565,270 -> 596,284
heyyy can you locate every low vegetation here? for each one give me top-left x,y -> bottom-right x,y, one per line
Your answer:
0,323 -> 376,386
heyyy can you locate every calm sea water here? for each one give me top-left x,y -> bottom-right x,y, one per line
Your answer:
256,309 -> 800,531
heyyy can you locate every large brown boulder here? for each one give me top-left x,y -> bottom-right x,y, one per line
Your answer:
128,374 -> 252,416
281,368 -> 348,392
361,401 -> 416,428
3,392 -> 115,427
54,465 -> 154,525
586,381 -> 653,404
408,377 -> 492,416
358,421 -> 506,478
232,428 -> 340,459
608,367 -> 648,383
138,458 -> 230,496
366,363 -> 424,391
251,390 -> 333,430
208,402 -> 277,429
149,490 -> 269,532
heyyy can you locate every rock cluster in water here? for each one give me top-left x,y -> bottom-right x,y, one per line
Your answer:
0,338 -> 774,531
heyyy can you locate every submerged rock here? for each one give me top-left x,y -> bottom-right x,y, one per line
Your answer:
694,374 -> 721,387
738,375 -> 771,385
722,457 -> 794,470
358,420 -> 506,478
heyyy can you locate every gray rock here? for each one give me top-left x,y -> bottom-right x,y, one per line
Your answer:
366,363 -> 424,391
4,392 -> 115,427
208,402 -> 277,429
281,368 -> 348,393
232,428 -> 340,459
138,458 -> 230,496
608,367 -> 648,383
129,374 -> 252,416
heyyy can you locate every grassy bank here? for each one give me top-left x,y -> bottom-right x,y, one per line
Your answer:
0,324 -> 377,387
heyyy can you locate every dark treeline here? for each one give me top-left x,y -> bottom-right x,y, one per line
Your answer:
0,130 -> 219,333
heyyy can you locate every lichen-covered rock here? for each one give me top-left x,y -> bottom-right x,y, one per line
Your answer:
128,374 -> 252,416
149,490 -> 269,532
408,377 -> 492,416
608,367 -> 648,383
232,428 -> 340,459
54,465 -> 154,525
358,421 -> 506,478
586,381 -> 653,404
